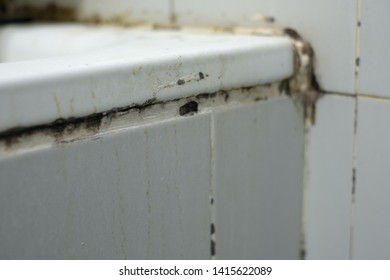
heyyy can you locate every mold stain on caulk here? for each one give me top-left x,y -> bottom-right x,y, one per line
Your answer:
179,101 -> 198,116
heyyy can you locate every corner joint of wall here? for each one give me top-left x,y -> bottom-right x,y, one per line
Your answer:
284,28 -> 323,126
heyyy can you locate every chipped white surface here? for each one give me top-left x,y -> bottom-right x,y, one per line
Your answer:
0,24 -> 294,133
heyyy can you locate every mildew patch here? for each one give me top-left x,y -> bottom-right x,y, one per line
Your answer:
13,3 -> 76,22
0,111 -> 106,155
179,101 -> 198,116
0,82 -> 284,156
84,13 -> 149,28
355,57 -> 360,67
282,28 -> 322,125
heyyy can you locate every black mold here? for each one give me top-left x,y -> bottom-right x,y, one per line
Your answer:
179,101 -> 198,116
283,28 -> 302,41
211,240 -> 216,257
210,223 -> 215,235
177,78 -> 185,85
278,80 -> 291,95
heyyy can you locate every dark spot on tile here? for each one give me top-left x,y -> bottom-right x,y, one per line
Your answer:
356,57 -> 360,67
278,80 -> 291,95
300,247 -> 306,260
265,16 -> 275,23
199,72 -> 205,80
224,92 -> 230,102
177,78 -> 185,85
210,197 -> 214,205
357,21 -> 361,27
210,223 -> 215,235
283,28 -> 302,41
179,101 -> 198,116
211,240 -> 216,257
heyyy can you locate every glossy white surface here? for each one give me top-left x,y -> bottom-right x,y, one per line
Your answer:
0,24 -> 294,133
358,0 -> 390,97
353,98 -> 390,259
305,95 -> 355,259
0,112 -> 212,259
214,97 -> 304,259
175,0 -> 357,94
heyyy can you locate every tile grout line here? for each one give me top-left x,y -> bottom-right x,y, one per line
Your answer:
209,114 -> 216,260
349,0 -> 362,260
300,114 -> 311,259
323,91 -> 390,102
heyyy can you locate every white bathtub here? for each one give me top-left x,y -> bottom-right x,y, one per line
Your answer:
0,23 -> 304,259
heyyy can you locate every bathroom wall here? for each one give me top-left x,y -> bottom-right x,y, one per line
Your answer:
0,95 -> 305,259
5,0 -> 390,259
175,0 -> 390,260
172,0 -> 390,259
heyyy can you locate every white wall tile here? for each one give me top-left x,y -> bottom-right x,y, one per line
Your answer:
175,0 -> 357,94
0,113 -> 211,259
353,98 -> 390,259
213,97 -> 304,259
358,0 -> 390,97
13,0 -> 172,25
305,95 -> 355,259
77,0 -> 171,25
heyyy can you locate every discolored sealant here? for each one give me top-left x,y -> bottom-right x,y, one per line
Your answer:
179,101 -> 198,116
0,83 -> 285,154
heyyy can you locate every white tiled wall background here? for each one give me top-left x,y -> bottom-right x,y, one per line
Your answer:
5,0 -> 390,259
